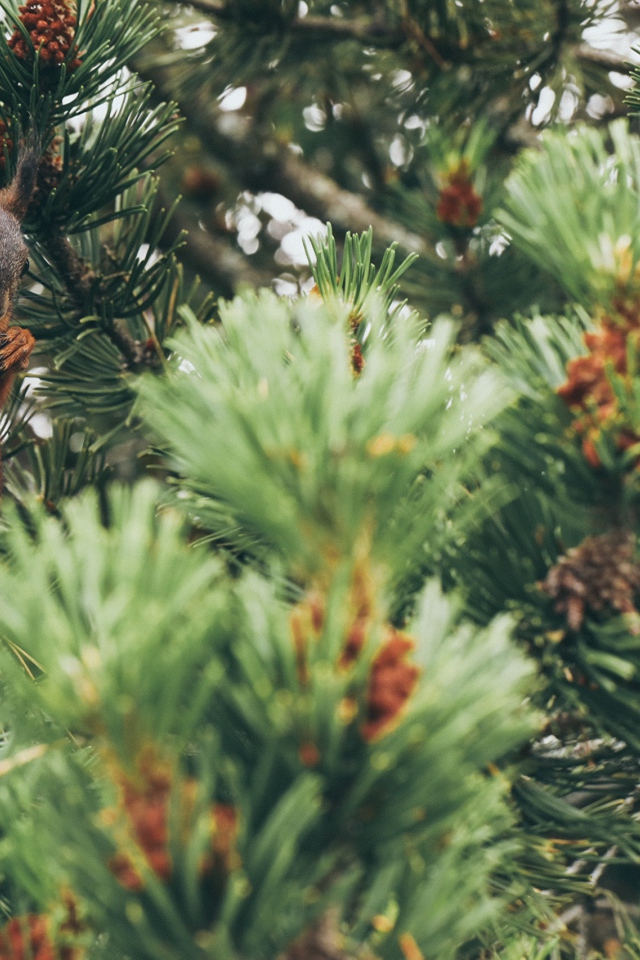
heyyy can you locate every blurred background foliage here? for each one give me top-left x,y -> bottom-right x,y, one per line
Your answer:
0,3 -> 639,960
130,0 -> 640,336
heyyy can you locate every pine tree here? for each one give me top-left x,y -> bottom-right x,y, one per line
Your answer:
0,2 -> 636,960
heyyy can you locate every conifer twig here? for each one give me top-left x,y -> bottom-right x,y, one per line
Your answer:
44,233 -> 152,370
44,233 -> 95,305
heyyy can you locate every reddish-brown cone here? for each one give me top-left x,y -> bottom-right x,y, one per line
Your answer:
362,629 -> 420,741
107,748 -> 241,892
436,161 -> 483,228
352,341 -> 365,376
0,913 -> 81,960
299,741 -> 321,768
9,1 -> 81,71
557,315 -> 640,468
198,801 -> 241,880
107,749 -> 173,890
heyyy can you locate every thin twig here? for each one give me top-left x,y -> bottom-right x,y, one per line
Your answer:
45,233 -> 95,303
44,233 -> 148,369
397,0 -> 448,70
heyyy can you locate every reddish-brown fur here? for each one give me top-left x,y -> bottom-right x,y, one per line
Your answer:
0,144 -> 39,485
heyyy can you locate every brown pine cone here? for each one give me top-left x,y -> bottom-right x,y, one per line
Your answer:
539,531 -> 640,631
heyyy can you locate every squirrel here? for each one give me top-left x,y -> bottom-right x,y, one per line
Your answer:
0,139 -> 39,411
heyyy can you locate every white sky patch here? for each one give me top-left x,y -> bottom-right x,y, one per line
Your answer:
137,243 -> 162,268
303,103 -> 327,131
583,12 -> 640,62
219,86 -> 247,112
70,432 -> 86,453
389,135 -> 412,166
274,276 -> 299,297
29,413 -> 53,439
531,86 -> 556,126
280,218 -> 327,265
587,93 -> 615,119
392,69 -> 413,91
175,22 -> 217,50
609,70 -> 634,90
260,193 -> 298,221
559,87 -> 579,121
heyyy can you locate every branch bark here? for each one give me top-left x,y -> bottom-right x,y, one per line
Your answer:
265,151 -> 429,255
575,44 -> 637,74
45,234 -> 157,369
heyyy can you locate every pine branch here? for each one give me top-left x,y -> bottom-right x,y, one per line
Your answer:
135,59 -> 428,257
43,233 -> 154,370
166,0 -> 626,75
169,0 -> 403,46
264,150 -> 429,255
44,233 -> 95,306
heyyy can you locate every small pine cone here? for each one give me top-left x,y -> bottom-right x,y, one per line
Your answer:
361,628 -> 420,741
9,1 -> 80,72
436,160 -> 483,228
539,531 -> 640,631
351,341 -> 365,376
107,746 -> 173,889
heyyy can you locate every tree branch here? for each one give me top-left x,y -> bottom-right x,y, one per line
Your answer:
575,44 -> 636,74
168,0 -> 631,72
267,150 -> 429,255
173,0 -> 402,46
136,59 -> 428,257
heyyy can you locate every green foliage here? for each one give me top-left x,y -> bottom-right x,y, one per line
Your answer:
27,90 -> 180,235
162,0 -> 600,121
3,419 -> 109,506
305,225 -> 418,328
0,0 -> 218,489
499,121 -> 640,314
0,1 -> 637,958
0,485 -> 535,960
139,289 -> 509,599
